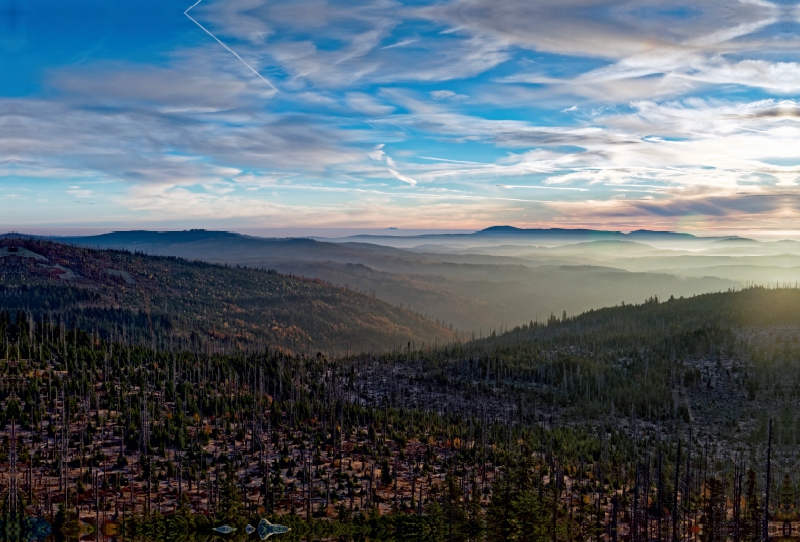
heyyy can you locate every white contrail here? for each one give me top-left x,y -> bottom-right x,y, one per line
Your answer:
184,0 -> 279,93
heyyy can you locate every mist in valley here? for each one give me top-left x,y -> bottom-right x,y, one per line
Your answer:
45,227 -> 800,334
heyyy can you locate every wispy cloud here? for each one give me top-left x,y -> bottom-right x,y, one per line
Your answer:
389,169 -> 418,186
4,0 -> 800,231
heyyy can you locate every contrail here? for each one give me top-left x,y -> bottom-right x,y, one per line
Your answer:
184,0 -> 279,93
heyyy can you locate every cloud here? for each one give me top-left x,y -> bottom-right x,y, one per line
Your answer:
416,0 -> 800,101
50,61 -> 253,112
7,0 -> 800,231
538,55 -> 800,100
194,0 -> 275,45
546,193 -> 800,226
421,0 -> 780,60
389,169 -> 418,186
66,186 -> 94,198
367,144 -> 386,161
497,184 -> 588,191
381,38 -> 419,49
11,52 -> 367,176
431,90 -> 469,101
345,92 -> 395,115
192,0 -> 510,88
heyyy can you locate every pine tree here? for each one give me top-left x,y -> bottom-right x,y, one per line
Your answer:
442,473 -> 469,541
486,466 -> 516,542
509,490 -> 549,542
701,477 -> 727,542
218,461 -> 243,527
743,470 -> 762,542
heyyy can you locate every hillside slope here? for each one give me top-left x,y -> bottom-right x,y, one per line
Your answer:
347,287 -> 800,457
0,239 -> 453,354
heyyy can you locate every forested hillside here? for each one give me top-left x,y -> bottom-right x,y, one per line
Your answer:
367,287 -> 800,439
0,287 -> 798,541
0,239 -> 453,355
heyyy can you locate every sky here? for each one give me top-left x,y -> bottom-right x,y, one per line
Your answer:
2,0 -> 800,235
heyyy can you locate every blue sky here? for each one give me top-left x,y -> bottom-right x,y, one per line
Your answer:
3,0 -> 800,235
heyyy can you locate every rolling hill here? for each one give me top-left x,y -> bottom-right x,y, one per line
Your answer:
0,238 -> 454,355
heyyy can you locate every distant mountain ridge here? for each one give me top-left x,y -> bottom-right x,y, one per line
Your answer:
1,226 -> 736,246
476,226 -> 702,240
332,227 -> 737,245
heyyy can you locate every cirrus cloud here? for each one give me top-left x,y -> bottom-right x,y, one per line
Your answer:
4,0 -> 800,233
